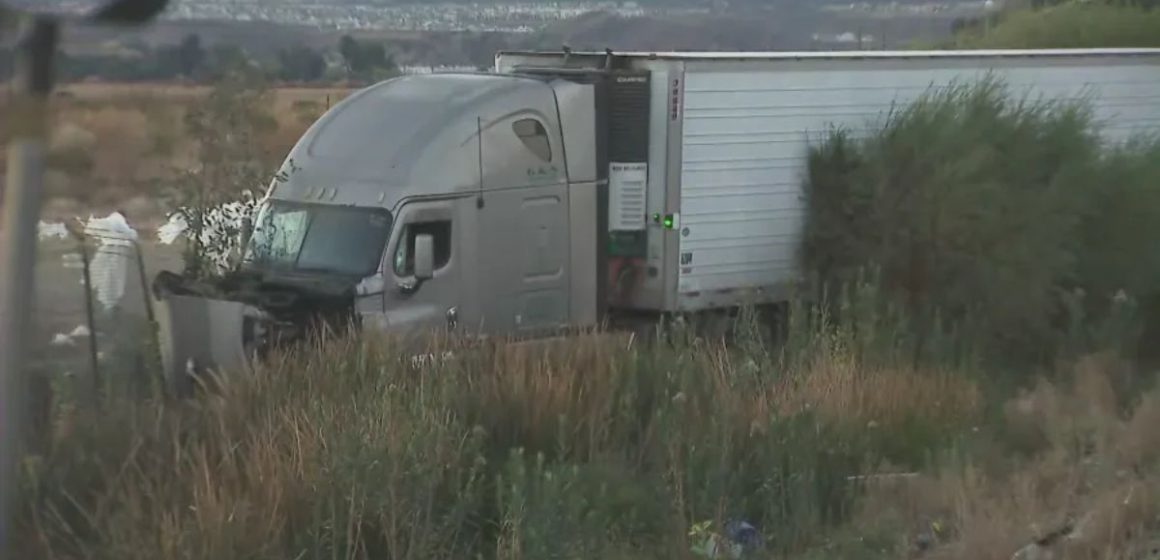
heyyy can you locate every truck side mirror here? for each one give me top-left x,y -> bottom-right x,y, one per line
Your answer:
413,233 -> 435,281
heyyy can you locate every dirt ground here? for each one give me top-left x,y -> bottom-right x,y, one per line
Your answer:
2,82 -> 354,222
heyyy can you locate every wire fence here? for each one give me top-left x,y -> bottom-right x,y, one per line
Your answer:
31,217 -> 165,413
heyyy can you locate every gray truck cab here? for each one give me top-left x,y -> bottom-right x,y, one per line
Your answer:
247,72 -> 602,338
147,68 -> 613,384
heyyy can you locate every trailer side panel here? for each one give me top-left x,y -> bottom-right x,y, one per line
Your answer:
674,53 -> 1160,311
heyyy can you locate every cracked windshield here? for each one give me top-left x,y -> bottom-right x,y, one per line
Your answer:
245,201 -> 392,277
3,0 -> 1160,559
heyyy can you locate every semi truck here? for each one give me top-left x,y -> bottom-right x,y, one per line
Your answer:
152,47 -> 1160,387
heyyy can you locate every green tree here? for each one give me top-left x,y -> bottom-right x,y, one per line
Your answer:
160,69 -> 278,278
204,44 -> 251,79
0,48 -> 12,81
176,33 -> 206,78
337,34 -> 398,81
338,34 -> 360,73
277,45 -> 326,83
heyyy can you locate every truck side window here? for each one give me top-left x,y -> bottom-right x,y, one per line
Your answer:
512,118 -> 551,162
393,220 -> 452,276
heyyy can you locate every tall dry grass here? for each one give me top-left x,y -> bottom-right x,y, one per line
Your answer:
15,294 -> 987,559
19,298 -> 1157,559
819,356 -> 1160,560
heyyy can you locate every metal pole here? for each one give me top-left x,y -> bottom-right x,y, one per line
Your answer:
3,2 -> 167,554
132,239 -> 168,396
133,241 -> 156,325
77,234 -> 102,401
0,15 -> 59,558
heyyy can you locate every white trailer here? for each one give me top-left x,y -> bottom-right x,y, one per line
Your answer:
497,48 -> 1160,315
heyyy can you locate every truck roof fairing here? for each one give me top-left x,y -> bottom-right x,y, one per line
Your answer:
268,72 -> 555,210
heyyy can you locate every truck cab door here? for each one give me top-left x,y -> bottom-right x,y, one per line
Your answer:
380,199 -> 462,335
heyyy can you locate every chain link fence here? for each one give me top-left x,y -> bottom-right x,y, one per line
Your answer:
32,214 -> 173,413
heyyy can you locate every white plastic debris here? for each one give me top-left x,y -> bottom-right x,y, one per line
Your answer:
69,325 -> 91,338
83,212 -> 139,311
84,211 -> 139,242
409,351 -> 455,370
60,252 -> 84,270
38,220 -> 70,241
157,213 -> 188,245
50,333 -> 76,347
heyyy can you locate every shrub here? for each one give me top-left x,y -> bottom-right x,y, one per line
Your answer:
801,76 -> 1160,368
158,69 -> 276,278
1072,138 -> 1160,360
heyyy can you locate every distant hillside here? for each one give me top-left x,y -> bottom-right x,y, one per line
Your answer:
527,6 -> 960,52
528,9 -> 820,51
299,0 -> 717,5
313,0 -> 918,5
60,20 -> 339,59
7,1 -> 963,76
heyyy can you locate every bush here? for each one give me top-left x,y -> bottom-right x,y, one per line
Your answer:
801,76 -> 1160,368
1072,139 -> 1160,360
158,69 -> 276,278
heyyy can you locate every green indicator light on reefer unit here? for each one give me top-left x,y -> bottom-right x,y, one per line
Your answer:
652,213 -> 675,229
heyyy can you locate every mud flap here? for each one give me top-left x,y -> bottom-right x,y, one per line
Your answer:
154,294 -> 251,396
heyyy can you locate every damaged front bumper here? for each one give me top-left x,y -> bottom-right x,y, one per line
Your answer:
154,294 -> 260,393
151,269 -> 356,394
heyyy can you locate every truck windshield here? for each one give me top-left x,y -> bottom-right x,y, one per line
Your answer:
243,201 -> 392,278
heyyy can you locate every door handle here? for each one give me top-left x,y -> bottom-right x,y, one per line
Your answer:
446,306 -> 458,330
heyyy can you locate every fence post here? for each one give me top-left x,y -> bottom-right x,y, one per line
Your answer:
133,241 -> 156,326
131,239 -> 167,397
2,3 -> 169,554
75,231 -> 102,403
0,17 -> 59,557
